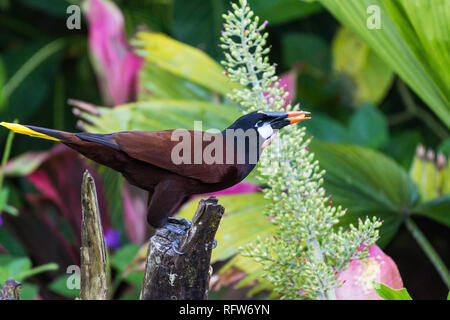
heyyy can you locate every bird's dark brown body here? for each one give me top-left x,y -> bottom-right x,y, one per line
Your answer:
1,111 -> 309,229
37,128 -> 258,228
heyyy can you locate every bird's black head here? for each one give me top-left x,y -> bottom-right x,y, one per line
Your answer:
226,110 -> 310,146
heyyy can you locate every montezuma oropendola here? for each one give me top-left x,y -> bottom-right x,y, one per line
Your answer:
1,110 -> 309,242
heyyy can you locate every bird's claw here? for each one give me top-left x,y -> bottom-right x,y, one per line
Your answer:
211,239 -> 217,250
165,217 -> 191,235
172,239 -> 184,255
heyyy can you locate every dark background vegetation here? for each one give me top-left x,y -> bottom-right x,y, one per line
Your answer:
0,0 -> 448,299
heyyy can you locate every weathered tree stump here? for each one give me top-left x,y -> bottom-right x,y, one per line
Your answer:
140,196 -> 225,300
80,170 -> 108,300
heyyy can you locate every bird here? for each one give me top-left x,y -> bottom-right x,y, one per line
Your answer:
1,110 -> 309,249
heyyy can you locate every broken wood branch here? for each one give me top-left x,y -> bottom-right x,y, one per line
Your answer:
140,196 -> 225,300
80,170 -> 108,300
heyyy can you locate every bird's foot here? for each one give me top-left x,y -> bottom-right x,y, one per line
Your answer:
165,217 -> 192,235
171,239 -> 184,255
165,217 -> 192,255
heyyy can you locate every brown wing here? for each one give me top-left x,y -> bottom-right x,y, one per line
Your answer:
114,130 -> 234,184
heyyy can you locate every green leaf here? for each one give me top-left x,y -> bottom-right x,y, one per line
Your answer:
122,0 -> 172,35
0,41 -> 63,137
304,113 -> 353,144
123,270 -> 145,287
176,193 -> 274,262
18,283 -> 39,300
81,100 -> 241,133
413,195 -> 450,227
438,138 -> 450,155
332,26 -> 394,106
0,266 -> 10,285
0,151 -> 49,177
16,263 -> 59,282
7,257 -> 31,280
252,0 -> 323,25
138,63 -> 213,101
172,0 -> 224,60
318,0 -> 450,128
311,141 -> 419,246
20,0 -> 72,17
110,244 -> 140,272
0,229 -> 25,256
134,32 -> 240,96
2,39 -> 65,105
373,282 -> 412,300
220,253 -> 274,297
97,167 -> 124,235
49,274 -> 80,299
0,188 -> 9,212
0,56 -> 5,110
282,32 -> 331,73
349,104 -> 389,149
384,130 -> 422,169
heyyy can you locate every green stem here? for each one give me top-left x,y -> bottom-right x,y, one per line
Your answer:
397,80 -> 449,140
3,39 -> 65,99
0,122 -> 16,192
405,217 -> 450,290
17,263 -> 59,282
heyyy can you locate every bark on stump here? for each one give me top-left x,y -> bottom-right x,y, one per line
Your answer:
80,170 -> 108,300
140,196 -> 225,300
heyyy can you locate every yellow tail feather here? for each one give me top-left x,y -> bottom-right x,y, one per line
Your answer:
0,122 -> 61,142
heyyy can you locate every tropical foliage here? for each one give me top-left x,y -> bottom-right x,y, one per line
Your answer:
0,0 -> 448,300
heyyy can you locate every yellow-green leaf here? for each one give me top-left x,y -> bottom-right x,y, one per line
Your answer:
176,193 -> 274,262
134,32 -> 240,96
332,26 -> 394,106
319,0 -> 450,128
81,99 -> 241,133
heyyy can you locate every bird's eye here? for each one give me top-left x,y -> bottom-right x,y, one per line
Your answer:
256,120 -> 264,127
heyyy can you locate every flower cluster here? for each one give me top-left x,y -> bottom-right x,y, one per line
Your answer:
220,0 -> 382,300
220,0 -> 289,112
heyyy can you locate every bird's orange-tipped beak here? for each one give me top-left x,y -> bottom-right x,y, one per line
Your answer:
287,111 -> 311,124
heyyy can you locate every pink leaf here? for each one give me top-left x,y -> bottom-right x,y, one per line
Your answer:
263,68 -> 298,109
84,0 -> 143,106
336,244 -> 403,300
278,70 -> 297,107
27,144 -> 111,244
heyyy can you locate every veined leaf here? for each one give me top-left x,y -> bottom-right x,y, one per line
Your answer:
138,63 -> 213,101
133,32 -> 240,96
176,193 -> 274,262
311,141 -> 419,246
318,0 -> 450,128
413,195 -> 450,227
82,100 -> 241,133
0,151 -> 50,177
220,253 -> 274,297
49,274 -> 80,299
332,26 -> 394,106
305,105 -> 389,149
304,113 -> 354,144
349,104 -> 388,149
